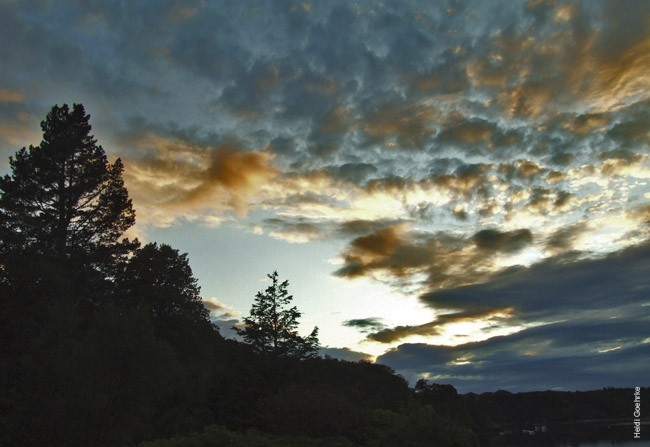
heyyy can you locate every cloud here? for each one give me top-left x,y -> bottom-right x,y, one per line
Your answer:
319,346 -> 374,362
334,225 -> 536,292
471,229 -> 533,253
365,307 -> 516,344
342,317 -> 386,334
497,160 -> 544,180
212,317 -> 243,340
329,163 -> 378,185
203,297 -> 243,339
573,3 -> 650,112
264,217 -> 324,243
175,144 -> 276,214
202,300 -> 226,312
343,240 -> 650,361
378,316 -> 650,392
419,241 -> 650,321
564,112 -> 609,135
362,101 -> 439,148
122,131 -> 276,227
0,88 -> 23,104
333,224 -> 413,279
436,118 -> 496,146
203,297 -> 241,316
543,222 -> 589,255
0,103 -> 40,161
607,117 -> 650,148
431,163 -> 492,198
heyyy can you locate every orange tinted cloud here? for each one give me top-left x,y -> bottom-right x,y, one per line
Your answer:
335,225 -> 534,292
564,113 -> 609,135
0,88 -> 23,103
336,225 -> 409,275
466,6 -> 650,118
363,102 -> 438,147
0,109 -> 39,150
575,36 -> 650,112
367,307 -> 516,343
123,133 -> 276,226
350,225 -> 405,259
174,145 -> 276,214
436,119 -> 495,144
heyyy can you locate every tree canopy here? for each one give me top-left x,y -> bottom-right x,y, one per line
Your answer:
0,103 -> 136,295
119,242 -> 211,327
237,271 -> 319,359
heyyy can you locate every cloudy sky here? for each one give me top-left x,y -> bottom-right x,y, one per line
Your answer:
1,0 -> 649,392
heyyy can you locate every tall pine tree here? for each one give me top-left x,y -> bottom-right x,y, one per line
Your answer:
0,103 -> 137,299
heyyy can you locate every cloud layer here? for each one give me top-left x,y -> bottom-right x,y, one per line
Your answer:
378,241 -> 650,392
1,0 -> 649,391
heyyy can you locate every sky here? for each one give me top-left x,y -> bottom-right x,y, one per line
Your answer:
1,0 -> 649,393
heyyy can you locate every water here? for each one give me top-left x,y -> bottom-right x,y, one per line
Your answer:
487,421 -> 647,447
559,442 -> 644,447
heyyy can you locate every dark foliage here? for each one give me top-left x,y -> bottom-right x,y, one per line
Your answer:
118,243 -> 211,329
0,104 -> 137,302
236,270 -> 319,359
461,386 -> 650,446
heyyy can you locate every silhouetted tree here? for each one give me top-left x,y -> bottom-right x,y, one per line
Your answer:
236,271 -> 319,359
118,243 -> 211,328
0,103 -> 137,297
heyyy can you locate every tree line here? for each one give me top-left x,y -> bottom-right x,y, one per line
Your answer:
0,104 -> 478,446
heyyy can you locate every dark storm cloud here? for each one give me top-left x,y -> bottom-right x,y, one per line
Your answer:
420,241 -> 650,319
471,229 -> 533,253
342,318 -> 387,334
377,316 -> 650,392
353,241 -> 650,382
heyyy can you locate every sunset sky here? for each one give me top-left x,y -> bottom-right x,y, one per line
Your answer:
1,0 -> 649,392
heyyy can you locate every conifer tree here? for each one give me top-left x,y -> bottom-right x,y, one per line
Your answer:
0,103 -> 137,294
237,271 -> 319,359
